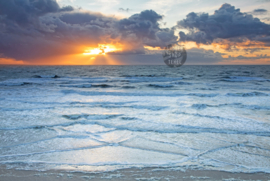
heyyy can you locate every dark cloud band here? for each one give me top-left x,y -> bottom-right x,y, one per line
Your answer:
177,4 -> 270,47
0,0 -> 176,61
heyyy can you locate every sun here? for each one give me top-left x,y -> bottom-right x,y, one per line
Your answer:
83,44 -> 121,55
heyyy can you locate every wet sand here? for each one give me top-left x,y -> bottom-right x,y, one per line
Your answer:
0,166 -> 269,181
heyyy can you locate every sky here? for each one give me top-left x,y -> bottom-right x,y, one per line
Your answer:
0,0 -> 270,65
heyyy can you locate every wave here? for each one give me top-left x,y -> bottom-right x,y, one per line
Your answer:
148,84 -> 174,88
0,82 -> 40,86
121,74 -> 162,77
99,105 -> 167,111
32,75 -> 61,79
91,84 -> 115,88
0,76 -> 62,86
0,114 -> 122,131
62,114 -> 122,120
226,92 -> 269,97
60,83 -> 118,88
191,104 -> 208,110
60,84 -> 92,88
172,81 -> 193,85
59,78 -> 109,85
123,77 -> 183,83
69,101 -> 137,106
121,86 -> 136,89
61,90 -> 221,98
11,100 -> 137,107
2,113 -> 269,136
121,117 -> 138,120
191,103 -> 270,111
188,93 -> 218,97
221,76 -> 268,82
57,114 -> 270,136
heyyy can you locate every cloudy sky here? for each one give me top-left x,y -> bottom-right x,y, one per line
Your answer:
0,0 -> 270,65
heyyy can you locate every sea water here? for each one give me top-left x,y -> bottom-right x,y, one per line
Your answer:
0,65 -> 270,173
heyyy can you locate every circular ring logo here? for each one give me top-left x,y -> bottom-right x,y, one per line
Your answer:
162,44 -> 187,67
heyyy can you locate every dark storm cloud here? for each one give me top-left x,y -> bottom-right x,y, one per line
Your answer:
115,10 -> 177,52
0,0 -> 176,61
117,10 -> 165,40
0,8 -> 115,60
60,5 -> 74,12
177,4 -> 270,46
0,0 -> 59,25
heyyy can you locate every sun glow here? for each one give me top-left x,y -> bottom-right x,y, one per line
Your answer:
83,44 -> 121,55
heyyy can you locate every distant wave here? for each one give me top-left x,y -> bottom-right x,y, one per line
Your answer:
191,104 -> 208,109
60,84 -> 92,88
62,114 -> 122,120
121,86 -> 136,89
191,103 -> 270,110
60,84 -> 117,88
188,93 -> 218,97
32,75 -> 61,78
121,74 -> 168,77
3,113 -> 268,136
221,76 -> 268,82
226,92 -> 269,97
91,84 -> 115,88
148,84 -> 174,88
172,81 -> 193,85
0,82 -> 41,86
61,89 -> 221,98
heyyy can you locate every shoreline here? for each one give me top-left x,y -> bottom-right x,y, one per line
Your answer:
1,166 -> 270,181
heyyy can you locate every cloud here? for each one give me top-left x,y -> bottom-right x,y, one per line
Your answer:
0,0 -> 59,25
2,1 -> 267,65
177,3 -> 270,47
0,0 -> 177,62
118,8 -> 129,12
60,5 -> 74,12
251,9 -> 268,16
228,54 -> 270,60
97,48 -> 226,65
184,48 -> 270,64
185,48 -> 224,64
115,10 -> 177,51
116,10 -> 163,40
253,9 -> 268,14
0,9 -> 116,60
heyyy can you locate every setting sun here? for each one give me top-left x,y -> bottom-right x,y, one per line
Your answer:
83,44 -> 121,55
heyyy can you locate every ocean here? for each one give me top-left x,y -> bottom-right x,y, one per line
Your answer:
0,65 -> 270,174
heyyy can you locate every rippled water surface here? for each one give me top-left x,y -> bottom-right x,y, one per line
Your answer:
0,65 -> 270,173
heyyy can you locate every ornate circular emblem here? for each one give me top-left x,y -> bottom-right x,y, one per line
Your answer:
162,44 -> 187,67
